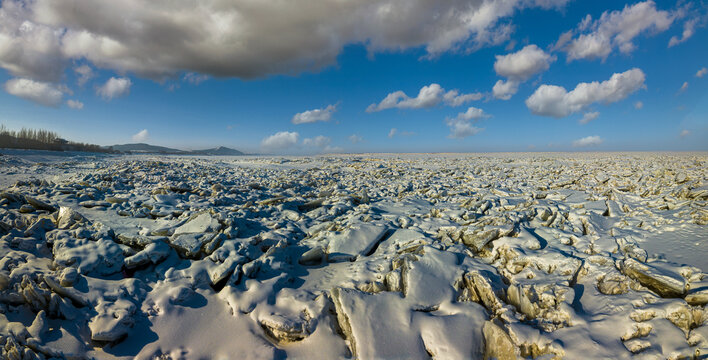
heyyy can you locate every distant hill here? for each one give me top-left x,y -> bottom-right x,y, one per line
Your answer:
189,146 -> 244,156
110,143 -> 186,154
111,143 -> 244,156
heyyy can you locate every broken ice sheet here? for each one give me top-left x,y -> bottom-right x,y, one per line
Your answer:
0,152 -> 706,359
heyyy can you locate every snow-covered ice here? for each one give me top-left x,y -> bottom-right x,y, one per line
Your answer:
0,151 -> 707,359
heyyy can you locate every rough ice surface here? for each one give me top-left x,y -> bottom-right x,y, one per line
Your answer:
0,152 -> 707,359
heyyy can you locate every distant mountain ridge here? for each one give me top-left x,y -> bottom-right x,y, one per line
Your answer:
110,143 -> 244,155
189,146 -> 245,156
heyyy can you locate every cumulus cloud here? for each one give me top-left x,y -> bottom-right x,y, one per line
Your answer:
368,84 -> 443,112
453,106 -> 490,122
668,18 -> 698,47
494,44 -> 555,81
261,131 -> 299,150
492,79 -> 520,100
446,106 -> 488,139
679,81 -> 688,93
132,129 -> 149,142
4,78 -> 64,106
74,65 -> 94,86
697,68 -> 707,78
572,135 -> 603,147
97,77 -> 132,100
292,104 -> 338,124
557,1 -> 674,61
525,68 -> 645,118
447,120 -> 483,139
443,90 -> 484,107
491,44 -> 555,100
0,0 -> 570,83
634,101 -> 643,109
367,84 -> 481,112
348,134 -> 363,144
66,99 -> 84,109
579,111 -> 599,124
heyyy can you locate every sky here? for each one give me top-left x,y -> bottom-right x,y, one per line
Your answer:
0,0 -> 706,154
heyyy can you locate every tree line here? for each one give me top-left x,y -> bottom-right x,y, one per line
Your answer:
0,124 -> 116,153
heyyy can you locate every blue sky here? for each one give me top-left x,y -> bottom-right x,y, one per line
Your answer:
0,0 -> 706,153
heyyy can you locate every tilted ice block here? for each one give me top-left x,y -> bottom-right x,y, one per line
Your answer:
124,241 -> 172,268
330,287 -> 429,360
620,258 -> 687,298
299,246 -> 326,265
685,286 -> 708,306
483,320 -> 518,360
404,246 -> 461,307
169,232 -> 219,259
173,212 -> 222,235
24,195 -> 55,212
258,313 -> 310,344
327,224 -> 388,262
56,206 -> 89,229
43,275 -> 88,307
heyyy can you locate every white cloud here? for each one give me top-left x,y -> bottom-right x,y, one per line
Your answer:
579,111 -> 599,124
183,72 -> 209,85
697,67 -> 707,78
446,106 -> 488,139
447,119 -> 483,139
0,3 -> 66,82
74,65 -> 94,86
454,106 -> 490,122
492,44 -> 555,100
634,101 -> 643,109
559,1 -> 674,61
552,30 -> 573,51
679,81 -> 688,93
492,45 -> 556,100
494,44 -> 555,81
261,131 -> 299,150
4,78 -> 63,106
525,68 -> 645,118
368,84 -> 443,112
492,79 -> 520,100
0,0 -> 570,82
292,104 -> 338,124
348,134 -> 363,144
442,89 -> 483,107
668,18 -> 698,47
680,129 -> 690,138
368,83 -> 481,112
132,129 -> 149,142
66,99 -> 84,109
97,77 -> 132,100
572,135 -> 603,147
388,128 -> 398,138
